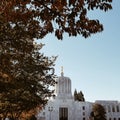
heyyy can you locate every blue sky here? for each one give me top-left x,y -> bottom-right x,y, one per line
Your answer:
39,1 -> 120,102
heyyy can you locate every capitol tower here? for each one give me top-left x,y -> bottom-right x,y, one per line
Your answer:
55,67 -> 73,99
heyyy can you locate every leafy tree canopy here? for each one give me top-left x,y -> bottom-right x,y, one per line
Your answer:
0,39 -> 57,117
0,0 -> 112,40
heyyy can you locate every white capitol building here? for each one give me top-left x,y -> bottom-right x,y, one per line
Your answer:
37,69 -> 120,120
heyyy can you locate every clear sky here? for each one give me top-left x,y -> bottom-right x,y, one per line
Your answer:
39,1 -> 120,102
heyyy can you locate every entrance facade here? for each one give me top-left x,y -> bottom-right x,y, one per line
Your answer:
59,107 -> 68,120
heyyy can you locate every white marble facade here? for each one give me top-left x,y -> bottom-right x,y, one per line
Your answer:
95,100 -> 120,120
37,71 -> 120,120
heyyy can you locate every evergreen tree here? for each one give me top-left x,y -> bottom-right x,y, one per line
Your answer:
74,90 -> 85,102
74,89 -> 78,101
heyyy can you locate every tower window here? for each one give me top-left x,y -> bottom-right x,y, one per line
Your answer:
112,106 -> 115,112
108,106 -> 111,112
116,105 -> 119,112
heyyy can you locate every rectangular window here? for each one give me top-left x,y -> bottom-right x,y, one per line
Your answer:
82,106 -> 85,110
116,105 -> 119,112
43,112 -> 45,115
112,106 -> 115,112
83,112 -> 85,116
83,117 -> 85,120
59,107 -> 68,120
108,106 -> 111,112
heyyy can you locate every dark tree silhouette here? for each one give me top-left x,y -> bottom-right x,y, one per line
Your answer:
74,89 -> 78,101
74,90 -> 85,102
0,40 -> 57,117
90,103 -> 107,120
